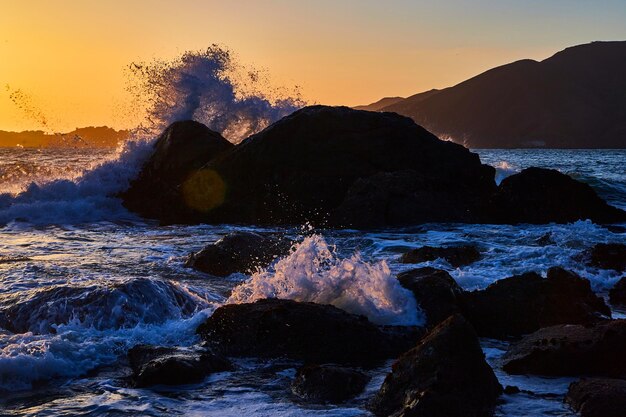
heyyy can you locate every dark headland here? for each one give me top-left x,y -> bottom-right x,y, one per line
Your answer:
357,41 -> 626,148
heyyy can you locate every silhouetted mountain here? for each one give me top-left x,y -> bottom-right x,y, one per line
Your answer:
377,41 -> 626,148
353,97 -> 404,111
0,126 -> 129,148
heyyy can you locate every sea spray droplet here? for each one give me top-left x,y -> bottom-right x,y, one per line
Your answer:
228,234 -> 423,326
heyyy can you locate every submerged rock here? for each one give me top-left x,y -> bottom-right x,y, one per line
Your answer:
502,320 -> 626,377
0,278 -> 204,334
122,120 -> 233,224
196,298 -> 422,366
491,167 -> 626,224
400,245 -> 481,267
585,243 -> 626,272
397,267 -> 463,327
291,364 -> 370,404
128,344 -> 232,387
369,314 -> 502,417
460,267 -> 610,338
609,277 -> 626,307
565,378 -> 626,417
185,231 -> 292,276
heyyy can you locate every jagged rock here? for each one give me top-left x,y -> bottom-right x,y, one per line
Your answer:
609,277 -> 626,307
502,320 -> 626,377
460,267 -> 610,338
586,243 -> 626,272
369,314 -> 502,417
185,231 -> 292,276
122,120 -> 233,224
400,245 -> 481,267
127,344 -> 232,387
565,378 -> 626,417
196,298 -> 422,366
291,364 -> 370,403
491,167 -> 626,224
397,267 -> 464,327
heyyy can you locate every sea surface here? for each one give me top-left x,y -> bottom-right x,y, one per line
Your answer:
0,146 -> 624,416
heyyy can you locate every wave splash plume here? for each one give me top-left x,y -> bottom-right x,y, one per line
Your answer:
228,234 -> 422,326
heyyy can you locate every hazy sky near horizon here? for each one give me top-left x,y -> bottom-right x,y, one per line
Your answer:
1,0 -> 626,132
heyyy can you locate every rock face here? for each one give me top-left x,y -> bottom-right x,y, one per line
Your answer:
122,120 -> 233,224
502,320 -> 626,377
369,314 -> 502,417
609,277 -> 626,307
460,267 -> 610,338
291,364 -> 370,404
397,267 -> 464,327
196,298 -> 422,366
400,245 -> 481,267
586,243 -> 626,272
127,345 -> 232,387
491,168 -> 626,224
121,106 -> 626,227
565,378 -> 626,417
185,231 -> 292,276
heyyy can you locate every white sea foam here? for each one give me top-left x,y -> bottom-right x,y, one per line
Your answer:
228,234 -> 422,326
493,160 -> 520,185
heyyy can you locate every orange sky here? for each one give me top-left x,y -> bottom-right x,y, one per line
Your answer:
1,0 -> 626,132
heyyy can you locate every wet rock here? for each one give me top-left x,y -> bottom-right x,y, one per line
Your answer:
185,231 -> 292,276
128,344 -> 232,387
491,167 -> 626,224
0,278 -> 203,334
196,298 -> 423,366
291,364 -> 370,403
400,245 -> 481,267
397,267 -> 464,327
122,120 -> 234,224
460,267 -> 610,338
369,314 -> 502,417
586,243 -> 626,272
609,277 -> 626,307
565,378 -> 626,417
502,319 -> 626,377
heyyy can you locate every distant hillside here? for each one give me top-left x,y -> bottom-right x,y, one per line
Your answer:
370,41 -> 626,148
0,126 -> 129,148
353,96 -> 404,112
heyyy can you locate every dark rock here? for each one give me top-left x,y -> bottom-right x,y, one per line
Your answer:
586,243 -> 626,272
291,364 -> 370,403
196,298 -> 423,366
369,314 -> 502,417
502,320 -> 626,377
503,385 -> 521,395
491,167 -> 626,224
400,245 -> 481,267
459,267 -> 610,338
609,277 -> 626,307
397,267 -> 464,327
185,231 -> 292,276
0,278 -> 203,334
565,378 -> 626,417
122,120 -> 234,224
535,233 -> 553,245
127,344 -> 232,387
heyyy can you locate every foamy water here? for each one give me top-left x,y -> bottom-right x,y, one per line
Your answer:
0,147 -> 624,416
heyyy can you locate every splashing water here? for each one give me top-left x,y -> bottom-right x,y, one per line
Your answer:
228,235 -> 422,326
127,45 -> 306,143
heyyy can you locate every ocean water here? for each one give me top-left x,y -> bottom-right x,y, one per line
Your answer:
0,146 -> 624,416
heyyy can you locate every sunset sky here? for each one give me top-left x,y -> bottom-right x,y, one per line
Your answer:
1,0 -> 626,132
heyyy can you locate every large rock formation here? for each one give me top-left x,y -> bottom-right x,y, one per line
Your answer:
502,320 -> 626,377
196,298 -> 422,366
565,378 -> 626,417
369,314 -> 502,417
291,364 -> 370,404
460,267 -> 610,338
121,106 -> 625,227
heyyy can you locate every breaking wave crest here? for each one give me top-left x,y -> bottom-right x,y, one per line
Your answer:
228,235 -> 422,326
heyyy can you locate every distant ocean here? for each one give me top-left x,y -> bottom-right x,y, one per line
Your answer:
0,146 -> 624,416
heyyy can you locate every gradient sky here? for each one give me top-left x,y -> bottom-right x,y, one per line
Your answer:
1,0 -> 626,132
